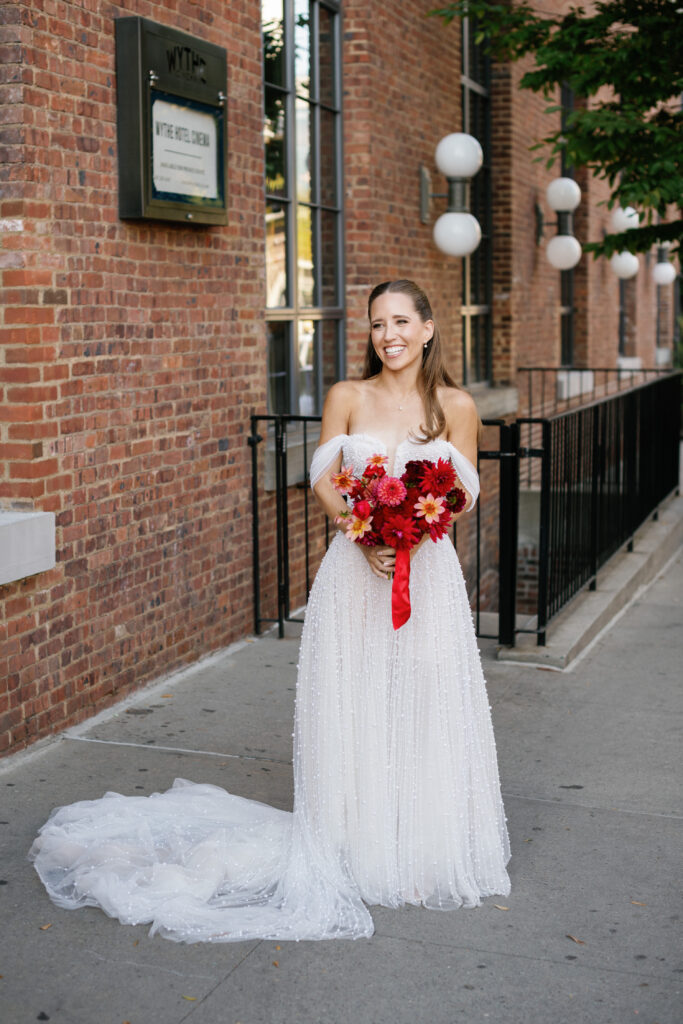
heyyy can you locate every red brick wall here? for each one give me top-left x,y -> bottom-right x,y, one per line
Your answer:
1,0 -> 674,756
342,0 -> 465,378
491,45 -> 669,381
0,0 -> 265,754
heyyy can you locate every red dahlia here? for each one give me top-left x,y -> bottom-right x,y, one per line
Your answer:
401,460 -> 424,488
380,513 -> 421,551
447,487 -> 467,514
419,458 -> 456,496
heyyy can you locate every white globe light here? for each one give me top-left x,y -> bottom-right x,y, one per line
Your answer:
546,177 -> 581,212
611,206 -> 640,232
433,211 -> 482,257
434,133 -> 483,180
652,260 -> 677,286
546,234 -> 582,270
610,250 -> 640,279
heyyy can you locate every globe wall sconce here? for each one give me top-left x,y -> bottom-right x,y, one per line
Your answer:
652,244 -> 677,286
420,133 -> 483,257
535,177 -> 582,270
609,206 -> 640,279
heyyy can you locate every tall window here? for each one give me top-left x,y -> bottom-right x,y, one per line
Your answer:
461,17 -> 492,384
560,83 -> 576,366
262,0 -> 344,415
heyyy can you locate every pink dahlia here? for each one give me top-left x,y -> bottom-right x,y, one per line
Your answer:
376,475 -> 407,507
414,492 -> 446,524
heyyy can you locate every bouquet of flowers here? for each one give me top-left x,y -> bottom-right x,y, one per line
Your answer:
331,455 -> 467,629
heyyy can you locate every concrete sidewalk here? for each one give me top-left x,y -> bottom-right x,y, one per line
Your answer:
1,552 -> 682,1024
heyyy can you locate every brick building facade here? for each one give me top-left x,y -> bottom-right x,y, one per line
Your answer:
0,0 -> 678,756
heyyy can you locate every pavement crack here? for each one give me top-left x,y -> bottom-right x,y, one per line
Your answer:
501,790 -> 683,820
85,950 -> 216,980
370,932 -> 676,982
64,735 -> 293,766
178,941 -> 262,1022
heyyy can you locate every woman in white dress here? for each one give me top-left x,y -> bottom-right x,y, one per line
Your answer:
30,280 -> 510,943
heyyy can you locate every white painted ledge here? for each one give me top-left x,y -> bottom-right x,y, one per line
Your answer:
469,384 -> 518,419
555,369 -> 595,401
0,510 -> 56,586
617,355 -> 643,372
264,423 -> 322,491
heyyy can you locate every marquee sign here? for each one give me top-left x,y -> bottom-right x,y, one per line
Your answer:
115,17 -> 228,225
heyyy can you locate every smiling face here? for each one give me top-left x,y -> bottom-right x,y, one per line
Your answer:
369,291 -> 434,372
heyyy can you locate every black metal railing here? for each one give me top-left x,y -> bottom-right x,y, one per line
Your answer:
523,371 -> 681,644
249,415 -> 327,638
249,371 -> 681,648
249,415 -> 519,645
518,365 -> 674,420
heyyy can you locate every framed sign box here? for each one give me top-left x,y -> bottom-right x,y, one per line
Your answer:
115,17 -> 228,225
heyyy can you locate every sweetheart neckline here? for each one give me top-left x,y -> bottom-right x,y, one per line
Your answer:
344,432 -> 459,478
344,431 -> 451,452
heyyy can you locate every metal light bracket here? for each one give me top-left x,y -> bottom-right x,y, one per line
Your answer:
420,165 -> 468,224
535,203 -> 573,243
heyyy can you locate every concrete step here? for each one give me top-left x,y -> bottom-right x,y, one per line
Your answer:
498,489 -> 683,668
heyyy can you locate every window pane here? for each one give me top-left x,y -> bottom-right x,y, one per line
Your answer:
294,0 -> 310,97
268,321 -> 290,413
320,209 -> 338,307
297,205 -> 315,306
262,0 -> 285,87
470,164 -> 489,220
470,240 -> 489,306
319,107 -> 337,208
318,5 -> 336,108
467,19 -> 490,87
321,318 -> 339,396
470,314 -> 489,383
266,201 -> 288,308
297,319 -> 317,414
264,86 -> 287,197
561,312 -> 574,367
561,269 -> 574,365
295,97 -> 312,203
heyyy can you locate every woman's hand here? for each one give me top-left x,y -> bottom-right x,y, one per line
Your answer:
358,543 -> 396,580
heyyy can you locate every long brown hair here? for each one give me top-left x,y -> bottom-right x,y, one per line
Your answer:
363,279 -> 460,443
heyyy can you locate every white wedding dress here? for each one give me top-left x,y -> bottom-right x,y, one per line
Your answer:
30,434 -> 511,942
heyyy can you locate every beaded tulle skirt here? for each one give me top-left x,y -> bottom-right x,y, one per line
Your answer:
29,435 -> 511,942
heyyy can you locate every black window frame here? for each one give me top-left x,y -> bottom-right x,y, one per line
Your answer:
460,16 -> 493,385
559,82 -> 576,367
263,0 -> 345,416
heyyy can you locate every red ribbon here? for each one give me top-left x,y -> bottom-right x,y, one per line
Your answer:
391,548 -> 411,630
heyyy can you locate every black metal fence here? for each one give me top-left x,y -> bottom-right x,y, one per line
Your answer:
250,371 -> 681,648
526,371 -> 681,643
249,415 -> 328,638
518,365 -> 674,420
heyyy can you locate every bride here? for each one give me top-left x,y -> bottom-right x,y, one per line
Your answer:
30,279 -> 511,942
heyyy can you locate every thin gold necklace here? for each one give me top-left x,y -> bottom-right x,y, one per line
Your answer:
386,388 -> 418,411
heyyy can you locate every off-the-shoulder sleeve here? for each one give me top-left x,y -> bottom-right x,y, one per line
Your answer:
309,434 -> 347,490
447,443 -> 480,508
